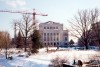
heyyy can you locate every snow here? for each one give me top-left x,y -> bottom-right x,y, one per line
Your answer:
0,47 -> 100,67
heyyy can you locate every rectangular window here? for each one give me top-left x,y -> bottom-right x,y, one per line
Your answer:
54,37 -> 55,41
64,33 -> 67,36
50,27 -> 52,29
51,43 -> 52,45
44,43 -> 46,46
48,42 -> 49,45
44,33 -> 46,36
57,42 -> 59,45
47,33 -> 49,36
45,43 -> 46,46
65,37 -> 67,41
51,37 -> 52,41
44,37 -> 46,41
65,43 -> 67,45
47,37 -> 49,41
54,33 -> 55,35
44,27 -> 46,29
47,27 -> 49,29
57,33 -> 59,35
57,37 -> 59,41
50,33 -> 52,35
56,27 -> 58,29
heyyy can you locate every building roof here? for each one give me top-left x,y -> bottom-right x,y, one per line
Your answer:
39,21 -> 62,25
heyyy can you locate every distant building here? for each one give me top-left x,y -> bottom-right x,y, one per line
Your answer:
39,21 -> 68,47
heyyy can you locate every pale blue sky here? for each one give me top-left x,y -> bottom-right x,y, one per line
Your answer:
0,0 -> 100,38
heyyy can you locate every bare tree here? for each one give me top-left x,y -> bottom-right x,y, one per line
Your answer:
91,21 -> 100,49
13,14 -> 33,51
69,8 -> 99,49
0,31 -> 11,59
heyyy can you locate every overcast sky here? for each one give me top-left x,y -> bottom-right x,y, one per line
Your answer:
0,0 -> 100,40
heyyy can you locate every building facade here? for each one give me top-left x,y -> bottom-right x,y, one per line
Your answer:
39,21 -> 68,47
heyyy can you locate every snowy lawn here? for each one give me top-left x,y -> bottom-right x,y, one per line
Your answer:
0,48 -> 100,67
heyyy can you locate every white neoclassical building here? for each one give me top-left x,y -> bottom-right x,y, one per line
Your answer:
39,21 -> 68,47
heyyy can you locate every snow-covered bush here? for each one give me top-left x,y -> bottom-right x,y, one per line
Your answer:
31,49 -> 39,53
50,56 -> 67,67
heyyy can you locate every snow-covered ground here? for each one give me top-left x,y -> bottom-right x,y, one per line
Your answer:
0,47 -> 100,67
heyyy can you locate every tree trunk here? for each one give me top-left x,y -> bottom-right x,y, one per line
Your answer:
84,39 -> 88,50
24,37 -> 27,52
5,44 -> 7,59
98,39 -> 100,50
